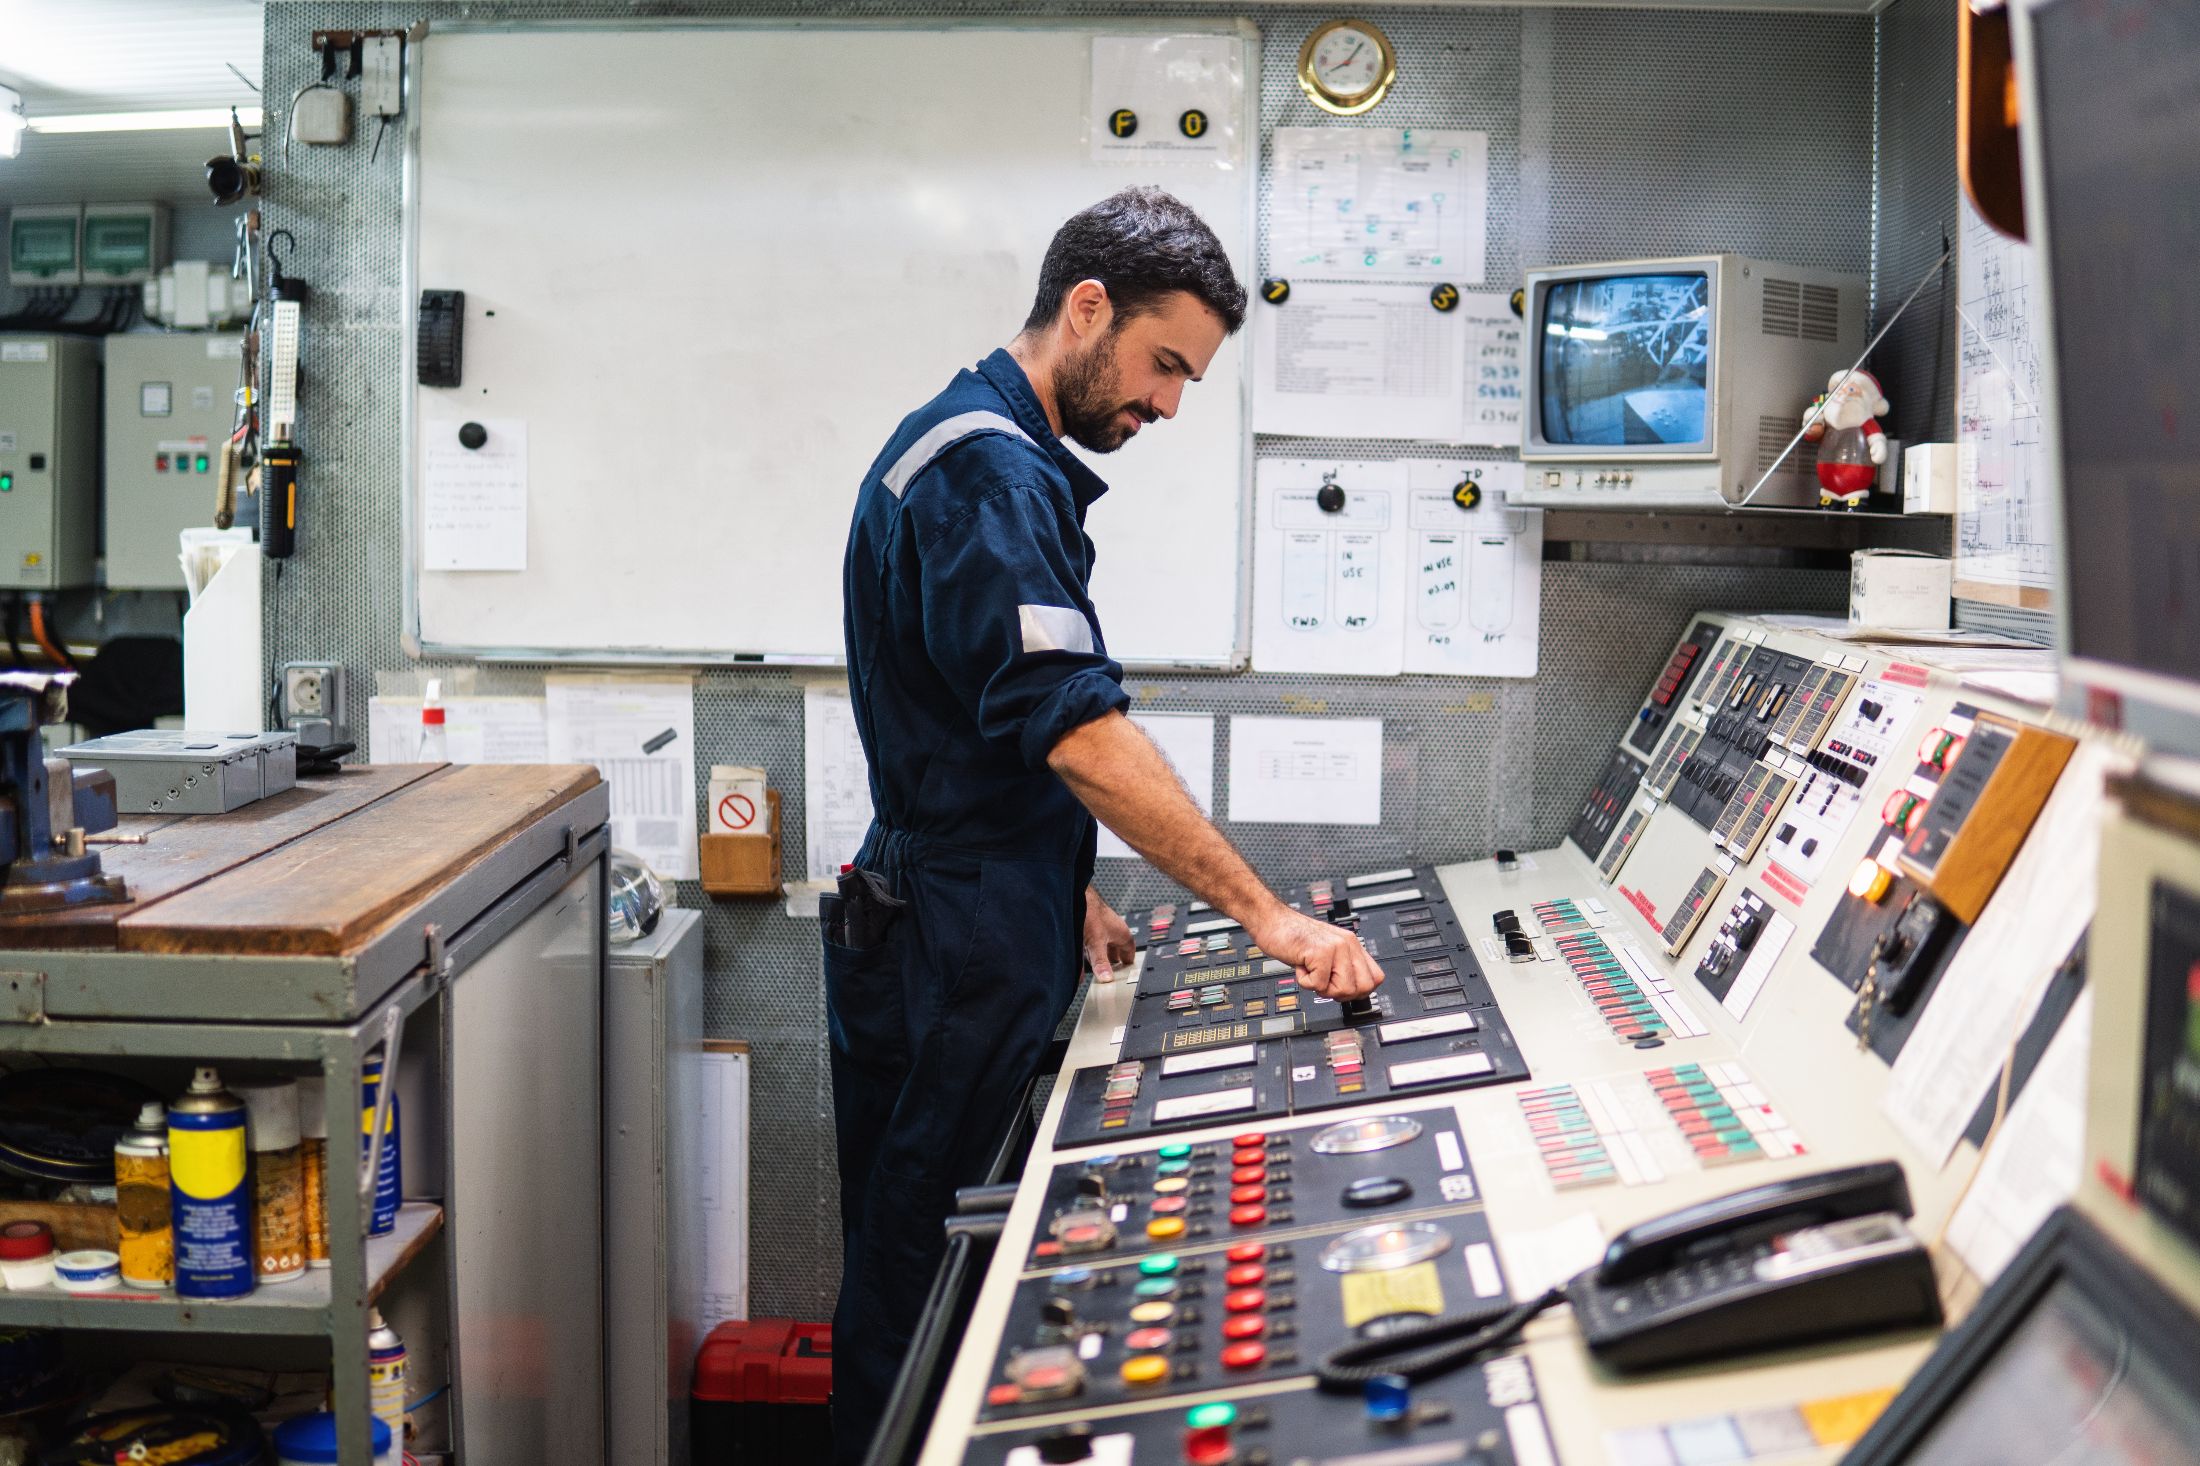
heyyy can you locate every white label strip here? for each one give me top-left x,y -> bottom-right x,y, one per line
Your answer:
1110,1026 -> 1126,1046
1189,901 -> 1212,912
1464,1241 -> 1502,1297
1478,935 -> 1508,965
1262,958 -> 1292,976
1389,1052 -> 1495,1087
1507,1404 -> 1560,1466
1185,916 -> 1242,936
1532,938 -> 1559,963
1435,1129 -> 1465,1172
1354,887 -> 1425,910
1586,897 -> 1609,915
1380,1012 -> 1480,1045
1579,1079 -> 1622,1135
1715,853 -> 1737,876
1610,1132 -> 1647,1187
1877,832 -> 1907,872
1720,913 -> 1795,1021
1621,1129 -> 1667,1186
1151,1087 -> 1256,1123
1162,1044 -> 1258,1077
1346,867 -> 1417,889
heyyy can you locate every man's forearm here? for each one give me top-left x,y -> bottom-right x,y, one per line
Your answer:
1049,712 -> 1284,930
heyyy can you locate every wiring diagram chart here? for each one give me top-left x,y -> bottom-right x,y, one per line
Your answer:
1955,199 -> 2056,607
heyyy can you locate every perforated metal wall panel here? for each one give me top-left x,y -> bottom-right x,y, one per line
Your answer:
1872,0 -> 1959,444
264,3 -> 1864,1317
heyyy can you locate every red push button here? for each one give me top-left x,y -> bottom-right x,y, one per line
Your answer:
1230,1184 -> 1265,1205
1225,1263 -> 1266,1287
1221,1313 -> 1266,1341
1232,1132 -> 1267,1148
1231,1165 -> 1267,1186
1226,1243 -> 1265,1264
1224,1288 -> 1266,1313
1125,1326 -> 1173,1352
1231,1147 -> 1265,1168
986,1383 -> 1021,1407
1229,1204 -> 1268,1227
1220,1341 -> 1268,1371
1150,1196 -> 1187,1215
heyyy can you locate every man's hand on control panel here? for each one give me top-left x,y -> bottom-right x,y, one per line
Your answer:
1083,887 -> 1136,983
1250,904 -> 1384,1000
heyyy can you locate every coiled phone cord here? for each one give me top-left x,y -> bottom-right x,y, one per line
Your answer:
1315,1285 -> 1567,1391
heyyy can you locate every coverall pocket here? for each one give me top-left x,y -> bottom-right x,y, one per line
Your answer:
824,927 -> 911,1080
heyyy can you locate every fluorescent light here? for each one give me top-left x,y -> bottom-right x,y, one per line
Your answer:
27,107 -> 263,134
0,86 -> 22,160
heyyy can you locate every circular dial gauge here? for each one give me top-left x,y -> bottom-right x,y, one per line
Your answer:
1311,1113 -> 1425,1155
1320,1221 -> 1453,1273
1298,19 -> 1398,116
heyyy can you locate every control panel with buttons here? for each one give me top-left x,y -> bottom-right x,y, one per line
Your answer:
979,1210 -> 1512,1420
964,1356 -> 1557,1466
1027,1107 -> 1483,1270
1567,747 -> 1646,861
1626,619 -> 1723,756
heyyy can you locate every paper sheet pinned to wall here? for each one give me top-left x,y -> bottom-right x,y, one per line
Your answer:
1227,715 -> 1384,825
1946,989 -> 2092,1284
1884,740 -> 2121,1166
1402,462 -> 1541,677
1270,128 -> 1489,282
804,681 -> 876,881
1954,197 -> 2056,608
422,418 -> 528,571
1088,35 -> 1241,164
1098,713 -> 1216,860
545,676 -> 697,881
366,695 -> 549,764
1252,460 -> 1408,676
693,1043 -> 751,1332
1254,282 -> 1468,441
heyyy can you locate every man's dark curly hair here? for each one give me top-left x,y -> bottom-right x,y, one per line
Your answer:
1022,186 -> 1248,335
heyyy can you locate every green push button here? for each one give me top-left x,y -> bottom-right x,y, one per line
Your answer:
1137,1254 -> 1179,1276
1157,1143 -> 1192,1160
0,474 -> 11,493
1186,1402 -> 1237,1429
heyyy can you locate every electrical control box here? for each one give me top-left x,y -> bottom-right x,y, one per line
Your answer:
7,206 -> 82,287
80,203 -> 169,286
0,335 -> 100,589
102,331 -> 243,588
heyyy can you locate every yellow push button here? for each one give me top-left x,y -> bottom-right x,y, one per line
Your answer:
1146,1216 -> 1186,1241
1120,1355 -> 1170,1387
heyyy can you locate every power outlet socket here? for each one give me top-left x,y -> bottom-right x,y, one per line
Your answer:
279,662 -> 348,744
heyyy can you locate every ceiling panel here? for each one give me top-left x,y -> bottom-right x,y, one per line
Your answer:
0,0 -> 263,114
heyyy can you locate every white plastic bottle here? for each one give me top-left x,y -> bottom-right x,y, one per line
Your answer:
416,678 -> 449,762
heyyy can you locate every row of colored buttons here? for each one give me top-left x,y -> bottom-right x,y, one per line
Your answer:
1166,977 -> 1301,1018
1322,1031 -> 1366,1097
1149,1137 -> 1290,1238
1652,639 -> 1703,708
1098,1059 -> 1147,1131
154,452 -> 212,474
1517,1084 -> 1618,1189
1648,1064 -> 1765,1165
1551,927 -> 1670,1044
1530,898 -> 1592,938
1117,1241 -> 1296,1389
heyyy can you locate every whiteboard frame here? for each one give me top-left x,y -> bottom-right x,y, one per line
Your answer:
399,16 -> 1259,670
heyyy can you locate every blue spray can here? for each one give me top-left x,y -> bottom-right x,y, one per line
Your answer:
168,1067 -> 253,1299
362,1057 -> 402,1237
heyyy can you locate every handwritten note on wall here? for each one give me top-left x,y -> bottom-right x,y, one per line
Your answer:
423,419 -> 528,571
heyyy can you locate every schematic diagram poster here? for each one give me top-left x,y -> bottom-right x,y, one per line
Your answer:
1955,198 -> 2056,610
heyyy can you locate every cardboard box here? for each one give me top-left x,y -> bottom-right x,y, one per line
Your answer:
1902,442 -> 1958,515
1850,550 -> 1953,631
708,765 -> 771,835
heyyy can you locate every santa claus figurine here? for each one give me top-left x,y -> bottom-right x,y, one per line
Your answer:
1800,367 -> 1889,508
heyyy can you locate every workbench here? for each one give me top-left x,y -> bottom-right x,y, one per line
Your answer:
0,761 -> 611,1466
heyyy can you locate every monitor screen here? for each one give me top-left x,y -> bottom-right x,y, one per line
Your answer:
2034,0 -> 2200,690
1902,1272 -> 2200,1464
1537,273 -> 1710,448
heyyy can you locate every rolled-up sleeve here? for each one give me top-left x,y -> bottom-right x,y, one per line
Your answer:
916,482 -> 1128,769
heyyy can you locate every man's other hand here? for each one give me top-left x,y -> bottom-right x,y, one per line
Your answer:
1251,908 -> 1384,999
1084,888 -> 1136,983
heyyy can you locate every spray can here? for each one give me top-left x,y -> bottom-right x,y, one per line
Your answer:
361,1057 -> 401,1237
168,1068 -> 253,1299
234,1080 -> 306,1283
367,1307 -> 408,1450
298,1075 -> 330,1269
114,1102 -> 173,1290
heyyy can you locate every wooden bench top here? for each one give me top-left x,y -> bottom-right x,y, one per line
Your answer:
0,763 -> 602,958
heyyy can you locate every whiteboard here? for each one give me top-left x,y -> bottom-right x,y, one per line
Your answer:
403,21 -> 1256,665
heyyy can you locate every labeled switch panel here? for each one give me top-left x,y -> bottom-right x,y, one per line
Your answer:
1626,619 -> 1722,756
1568,748 -> 1646,860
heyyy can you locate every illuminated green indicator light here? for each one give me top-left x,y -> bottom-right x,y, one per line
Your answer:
195,455 -> 210,474
1186,1402 -> 1237,1429
0,474 -> 11,493
1138,1253 -> 1178,1276
1157,1144 -> 1191,1160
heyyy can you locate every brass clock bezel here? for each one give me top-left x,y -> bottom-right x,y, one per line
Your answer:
1296,18 -> 1399,117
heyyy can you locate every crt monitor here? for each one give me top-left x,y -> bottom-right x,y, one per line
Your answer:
2020,0 -> 2200,755
1845,1207 -> 2200,1465
1515,254 -> 1865,513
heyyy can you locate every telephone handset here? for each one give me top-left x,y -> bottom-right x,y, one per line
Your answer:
1569,1160 -> 1942,1371
1317,1162 -> 1942,1391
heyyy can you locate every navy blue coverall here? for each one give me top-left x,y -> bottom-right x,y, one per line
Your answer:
828,348 -> 1129,1459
